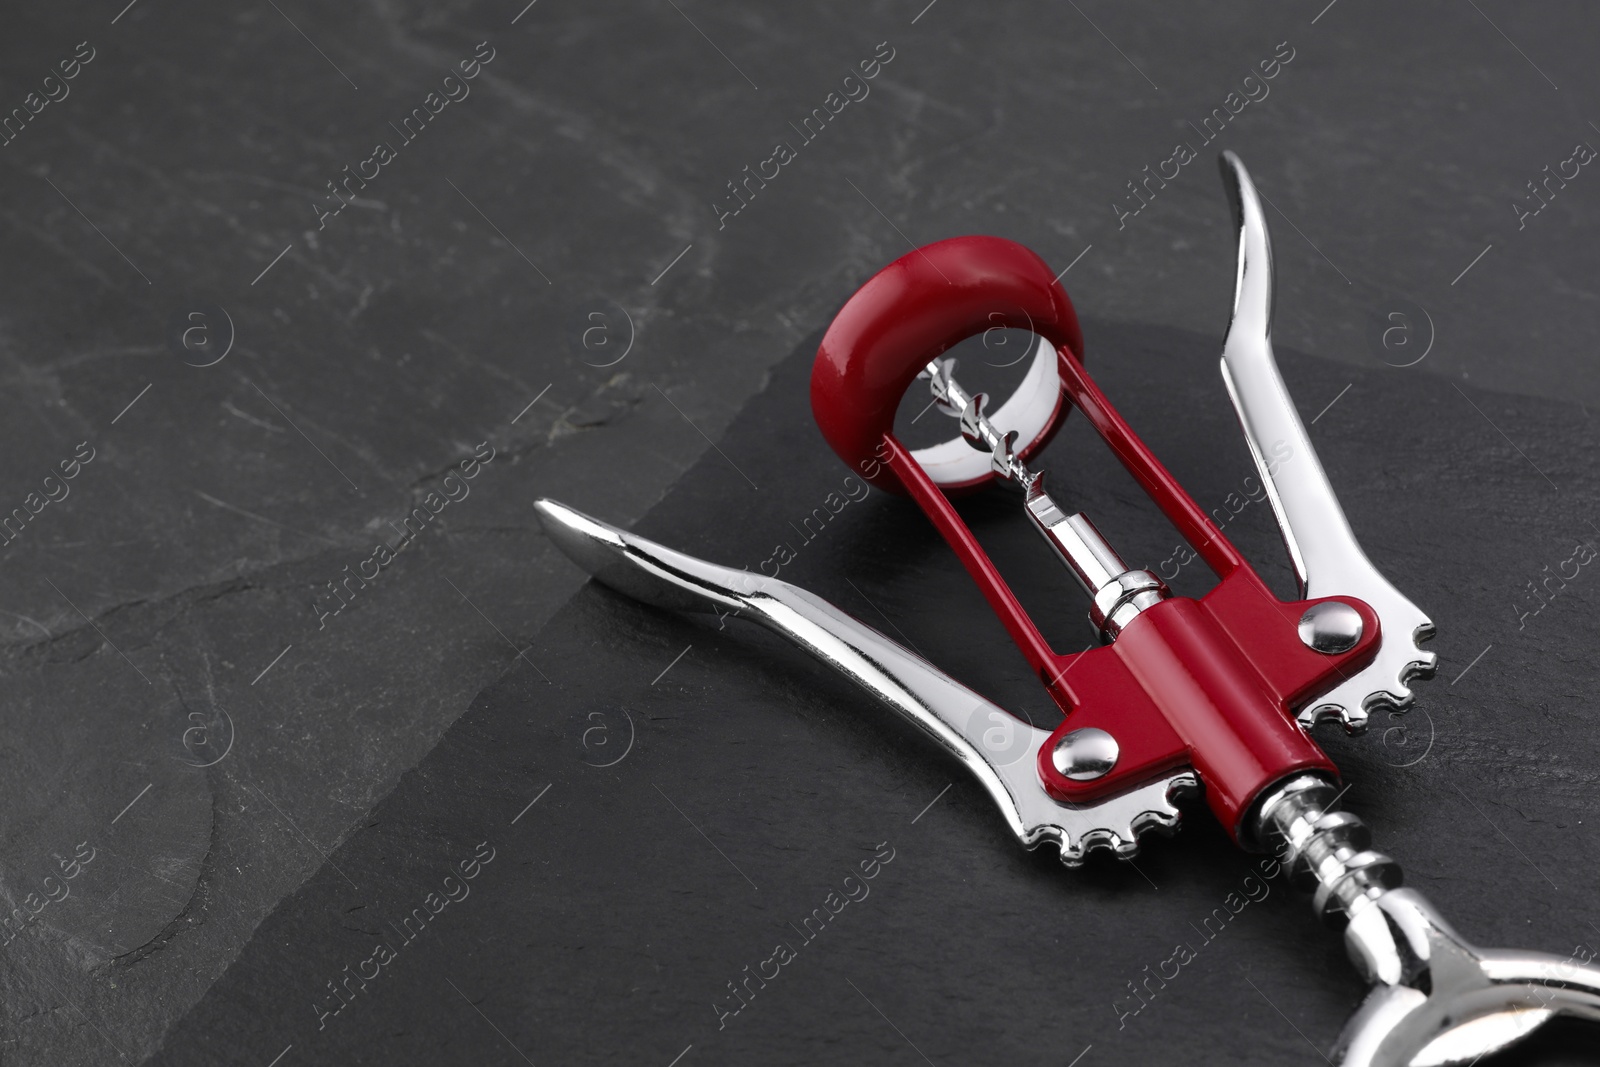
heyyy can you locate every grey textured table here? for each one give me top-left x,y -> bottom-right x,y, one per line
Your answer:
0,2 -> 1597,1065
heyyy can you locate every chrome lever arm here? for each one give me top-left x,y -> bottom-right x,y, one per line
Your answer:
1216,152 -> 1436,731
534,498 -> 1193,864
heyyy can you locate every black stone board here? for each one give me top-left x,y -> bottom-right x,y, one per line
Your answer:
154,318 -> 1600,1065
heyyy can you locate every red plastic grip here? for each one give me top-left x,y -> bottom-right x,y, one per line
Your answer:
811,235 -> 1084,494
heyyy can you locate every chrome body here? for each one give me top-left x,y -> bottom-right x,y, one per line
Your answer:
1255,774 -> 1600,1066
533,498 -> 1195,864
1217,151 -> 1437,732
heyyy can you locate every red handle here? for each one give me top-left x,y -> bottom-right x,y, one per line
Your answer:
811,235 -> 1083,494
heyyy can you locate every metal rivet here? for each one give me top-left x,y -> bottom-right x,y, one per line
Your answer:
1052,727 -> 1119,780
1298,601 -> 1364,654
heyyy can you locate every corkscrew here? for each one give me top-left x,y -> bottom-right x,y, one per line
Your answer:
535,152 -> 1600,1064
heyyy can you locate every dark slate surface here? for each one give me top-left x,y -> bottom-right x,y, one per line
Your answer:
152,320 -> 1600,1066
2,0 -> 1599,1063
